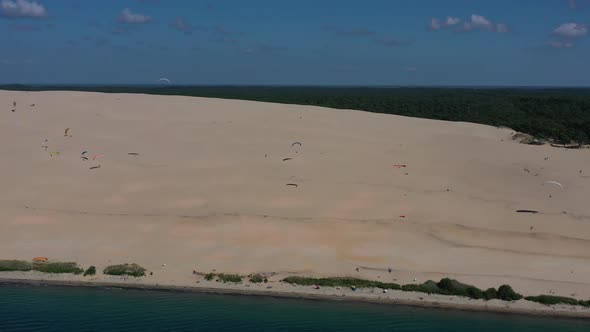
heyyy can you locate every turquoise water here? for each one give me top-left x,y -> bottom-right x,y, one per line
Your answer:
1,284 -> 589,331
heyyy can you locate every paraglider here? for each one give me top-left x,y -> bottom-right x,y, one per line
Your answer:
64,128 -> 71,137
92,154 -> 104,161
288,176 -> 303,182
32,257 -> 48,262
81,151 -> 88,156
291,142 -> 302,153
128,152 -> 140,156
89,164 -> 101,170
544,181 -> 564,190
282,158 -> 292,161
158,78 -> 172,84
516,210 -> 539,214
80,156 -> 88,161
286,183 -> 298,187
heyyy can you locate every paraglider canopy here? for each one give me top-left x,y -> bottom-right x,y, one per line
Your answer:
158,78 -> 172,84
544,181 -> 564,190
32,257 -> 48,262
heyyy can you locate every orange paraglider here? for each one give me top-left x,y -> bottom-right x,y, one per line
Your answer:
32,257 -> 48,262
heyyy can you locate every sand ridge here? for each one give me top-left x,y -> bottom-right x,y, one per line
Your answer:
1,90 -> 590,300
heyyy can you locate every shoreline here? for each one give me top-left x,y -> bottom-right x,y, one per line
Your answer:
2,276 -> 590,320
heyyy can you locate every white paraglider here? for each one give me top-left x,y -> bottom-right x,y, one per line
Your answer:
544,181 -> 564,190
158,78 -> 172,84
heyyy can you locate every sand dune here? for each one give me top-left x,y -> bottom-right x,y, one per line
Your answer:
1,90 -> 589,299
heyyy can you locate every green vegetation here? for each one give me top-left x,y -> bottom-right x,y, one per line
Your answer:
249,274 -> 264,283
401,279 -> 522,301
525,295 -> 580,306
484,287 -> 498,300
283,276 -> 530,303
282,276 -> 401,290
83,266 -> 96,276
579,300 -> 590,307
401,281 -> 441,293
217,273 -> 243,283
496,285 -> 523,301
4,85 -> 590,144
103,263 -> 146,277
203,273 -> 243,283
0,260 -> 83,274
402,278 -> 484,299
0,260 -> 33,272
33,262 -> 84,274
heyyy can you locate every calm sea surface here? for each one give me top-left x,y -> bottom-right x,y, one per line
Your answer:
1,284 -> 588,331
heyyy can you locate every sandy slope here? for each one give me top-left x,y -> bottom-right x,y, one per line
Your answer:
1,90 -> 589,300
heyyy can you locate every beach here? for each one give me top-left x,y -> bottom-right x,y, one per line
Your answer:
1,90 -> 590,317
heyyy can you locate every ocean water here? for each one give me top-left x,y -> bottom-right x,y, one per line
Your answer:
0,284 -> 588,331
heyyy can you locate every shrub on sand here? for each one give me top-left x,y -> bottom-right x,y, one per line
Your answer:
484,288 -> 498,300
0,260 -> 33,272
282,276 -> 401,290
83,266 -> 97,276
33,262 -> 84,274
497,285 -> 523,301
103,263 -> 146,277
249,274 -> 264,283
525,295 -> 579,306
217,273 -> 242,283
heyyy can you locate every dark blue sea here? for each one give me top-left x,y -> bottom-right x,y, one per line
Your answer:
0,284 -> 588,331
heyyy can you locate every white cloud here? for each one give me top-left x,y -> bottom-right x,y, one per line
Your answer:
429,16 -> 460,30
119,8 -> 151,24
171,17 -> 205,34
457,14 -> 509,33
553,22 -> 587,38
429,18 -> 441,30
446,17 -> 461,26
0,0 -> 47,18
470,14 -> 493,29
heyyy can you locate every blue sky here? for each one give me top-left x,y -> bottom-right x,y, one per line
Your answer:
0,0 -> 589,86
